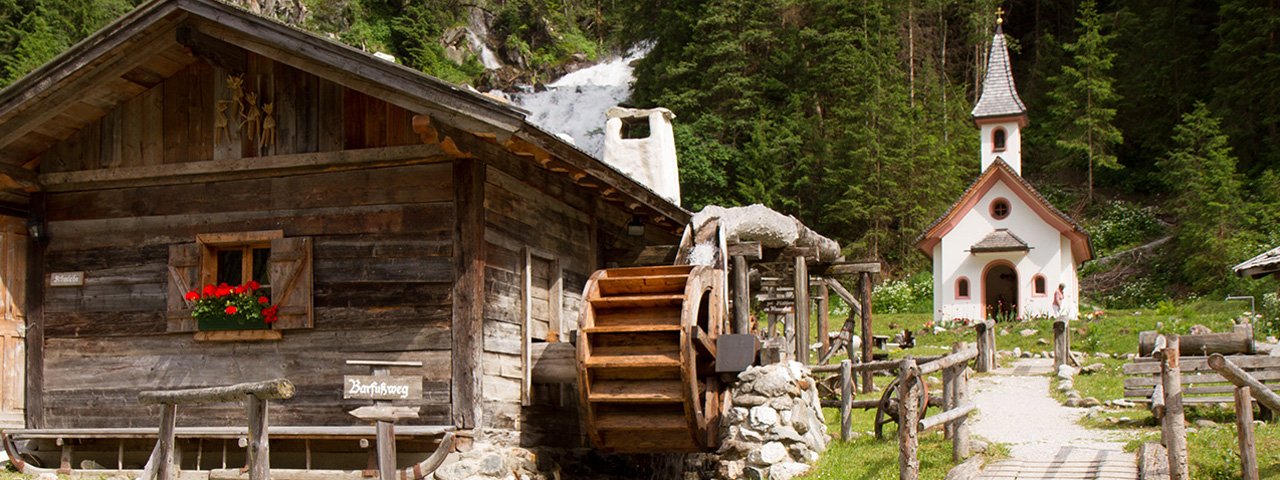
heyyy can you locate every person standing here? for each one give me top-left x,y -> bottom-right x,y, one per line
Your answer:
1052,283 -> 1066,321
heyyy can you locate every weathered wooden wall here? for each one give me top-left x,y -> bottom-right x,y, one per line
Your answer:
35,54 -> 455,429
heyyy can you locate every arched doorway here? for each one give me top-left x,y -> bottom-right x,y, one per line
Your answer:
984,262 -> 1018,321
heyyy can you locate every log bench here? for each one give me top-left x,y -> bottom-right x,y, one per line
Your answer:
1123,354 -> 1280,417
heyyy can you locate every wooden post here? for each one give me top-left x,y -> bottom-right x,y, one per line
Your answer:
451,159 -> 486,430
795,256 -> 809,365
952,343 -> 971,462
898,357 -> 920,480
1235,386 -> 1259,480
24,192 -> 45,429
860,272 -> 874,393
246,395 -> 270,480
840,359 -> 853,441
974,322 -> 991,373
942,363 -> 955,440
1158,335 -> 1189,480
154,404 -> 177,480
1053,320 -> 1068,369
733,255 -> 750,334
818,279 -> 830,361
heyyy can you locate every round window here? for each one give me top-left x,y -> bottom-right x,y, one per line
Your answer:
991,198 -> 1010,220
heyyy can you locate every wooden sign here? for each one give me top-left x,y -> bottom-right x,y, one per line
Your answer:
343,375 -> 422,400
49,271 -> 85,287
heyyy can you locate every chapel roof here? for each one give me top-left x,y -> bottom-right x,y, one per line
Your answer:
971,26 -> 1027,121
914,158 -> 1092,263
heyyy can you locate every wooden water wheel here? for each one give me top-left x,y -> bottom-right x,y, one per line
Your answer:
577,264 -> 726,453
874,375 -> 930,440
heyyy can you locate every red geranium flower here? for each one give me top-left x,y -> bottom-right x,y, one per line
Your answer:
248,281 -> 261,291
184,291 -> 199,301
258,296 -> 269,304
203,284 -> 215,296
263,306 -> 278,323
234,285 -> 248,294
224,305 -> 238,315
215,286 -> 232,297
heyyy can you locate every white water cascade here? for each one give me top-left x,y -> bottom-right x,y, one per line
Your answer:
511,46 -> 650,159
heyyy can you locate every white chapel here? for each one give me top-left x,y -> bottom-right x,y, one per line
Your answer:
916,21 -> 1093,323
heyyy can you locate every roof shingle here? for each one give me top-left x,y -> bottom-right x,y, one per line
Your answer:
971,26 -> 1027,120
970,229 -> 1030,253
1235,245 -> 1280,279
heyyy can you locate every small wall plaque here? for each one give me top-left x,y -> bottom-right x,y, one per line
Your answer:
49,271 -> 84,287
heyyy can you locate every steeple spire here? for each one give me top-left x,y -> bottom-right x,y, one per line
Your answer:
973,12 -> 1028,175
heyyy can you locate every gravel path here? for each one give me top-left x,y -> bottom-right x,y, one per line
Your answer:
969,358 -> 1130,459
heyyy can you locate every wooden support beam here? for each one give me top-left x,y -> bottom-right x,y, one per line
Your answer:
451,159 -> 485,429
246,396 -> 270,480
840,360 -> 852,441
952,344 -> 972,462
726,241 -> 762,260
818,280 -> 830,361
860,272 -> 874,393
918,348 -> 978,376
156,404 -> 178,480
794,256 -> 809,365
898,358 -> 921,480
24,193 -> 44,429
733,256 -> 750,334
1207,354 -> 1280,413
1235,386 -> 1259,480
1157,336 -> 1189,480
40,143 -> 457,192
826,261 -> 882,275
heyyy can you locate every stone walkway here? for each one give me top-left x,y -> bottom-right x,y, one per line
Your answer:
969,358 -> 1139,480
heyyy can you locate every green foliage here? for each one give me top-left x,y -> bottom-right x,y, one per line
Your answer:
872,272 -> 933,314
0,0 -> 139,87
1043,0 -> 1122,201
1082,200 -> 1164,256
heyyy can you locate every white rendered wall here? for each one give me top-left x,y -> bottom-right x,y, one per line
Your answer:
933,179 -> 1079,322
603,107 -> 682,206
979,122 -> 1021,174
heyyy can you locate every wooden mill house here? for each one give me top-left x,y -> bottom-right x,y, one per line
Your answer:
0,0 -> 692,470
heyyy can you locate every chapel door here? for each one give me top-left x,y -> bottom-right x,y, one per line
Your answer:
0,218 -> 25,427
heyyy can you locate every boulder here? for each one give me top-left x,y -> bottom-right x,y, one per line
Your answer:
769,462 -> 811,480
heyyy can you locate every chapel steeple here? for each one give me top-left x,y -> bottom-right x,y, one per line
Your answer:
972,12 -> 1028,175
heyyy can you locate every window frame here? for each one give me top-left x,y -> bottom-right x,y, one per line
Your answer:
992,127 -> 1007,152
196,230 -> 284,289
956,277 -> 971,300
1032,275 -> 1047,296
990,198 -> 1011,220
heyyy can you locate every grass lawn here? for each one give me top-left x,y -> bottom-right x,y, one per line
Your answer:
801,299 -> 1275,479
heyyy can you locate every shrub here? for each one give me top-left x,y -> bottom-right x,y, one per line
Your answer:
1083,200 -> 1164,257
873,272 -> 932,314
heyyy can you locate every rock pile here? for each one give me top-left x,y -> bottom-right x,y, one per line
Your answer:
433,443 -> 546,480
715,362 -> 830,480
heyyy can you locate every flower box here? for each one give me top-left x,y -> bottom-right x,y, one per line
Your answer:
185,281 -> 279,332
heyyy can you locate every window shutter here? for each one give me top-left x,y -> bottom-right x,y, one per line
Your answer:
167,243 -> 200,332
269,237 -> 313,329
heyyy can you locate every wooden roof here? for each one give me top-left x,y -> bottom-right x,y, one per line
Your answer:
969,228 -> 1030,253
971,25 -> 1027,124
915,158 -> 1093,263
0,0 -> 690,225
1235,245 -> 1280,279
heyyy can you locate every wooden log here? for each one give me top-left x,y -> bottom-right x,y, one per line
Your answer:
818,280 -> 830,361
1158,336 -> 1189,480
1139,327 -> 1253,357
897,357 -> 920,480
452,159 -> 486,429
1053,320 -> 1069,369
733,256 -> 750,335
840,359 -> 852,441
138,379 -> 296,404
974,322 -> 992,373
952,346 -> 971,462
1234,386 -> 1259,480
918,403 -> 977,432
918,349 -> 978,376
376,421 -> 396,480
1151,383 -> 1165,419
795,256 -> 809,365
942,363 -> 955,440
246,396 -> 270,480
860,272 -> 874,393
1207,353 -> 1280,413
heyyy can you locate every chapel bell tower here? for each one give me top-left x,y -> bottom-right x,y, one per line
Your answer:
972,12 -> 1029,175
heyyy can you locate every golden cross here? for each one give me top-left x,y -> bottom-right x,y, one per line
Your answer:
996,7 -> 1005,25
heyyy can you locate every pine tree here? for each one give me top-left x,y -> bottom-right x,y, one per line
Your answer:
1157,103 -> 1247,293
1045,0 -> 1122,202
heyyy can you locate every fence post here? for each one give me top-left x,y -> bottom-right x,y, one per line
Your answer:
1053,321 -> 1068,369
1158,335 -> 1189,480
942,364 -> 954,440
818,280 -> 830,361
975,321 -> 996,373
153,404 -> 177,480
247,395 -> 270,480
952,343 -> 971,462
1234,386 -> 1259,480
898,357 -> 920,480
860,272 -> 874,393
794,256 -> 810,365
840,359 -> 853,441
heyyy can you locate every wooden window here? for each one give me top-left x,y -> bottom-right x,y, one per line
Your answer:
522,248 -> 562,406
167,230 -> 313,333
1033,275 -> 1047,296
956,277 -> 970,300
993,128 -> 1007,152
990,198 -> 1010,220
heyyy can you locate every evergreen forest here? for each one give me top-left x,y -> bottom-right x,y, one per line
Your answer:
3,0 -> 1280,308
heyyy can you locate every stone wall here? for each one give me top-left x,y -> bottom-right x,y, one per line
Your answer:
715,362 -> 830,480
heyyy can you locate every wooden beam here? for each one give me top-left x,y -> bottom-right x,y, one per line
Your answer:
0,163 -> 40,191
451,159 -> 485,429
826,261 -> 882,275
794,256 -> 809,365
860,272 -> 874,394
138,379 -> 296,404
40,143 -> 457,192
726,241 -> 762,260
175,25 -> 247,72
733,256 -> 750,334
24,193 -> 44,429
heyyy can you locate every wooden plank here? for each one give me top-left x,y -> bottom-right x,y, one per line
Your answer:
187,60 -> 214,163
140,87 -> 164,166
826,261 -> 881,275
348,406 -> 420,422
40,143 -> 458,192
161,64 -> 191,164
120,94 -> 143,166
7,425 -> 455,439
451,159 -> 484,429
316,79 -> 343,152
24,193 -> 44,428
